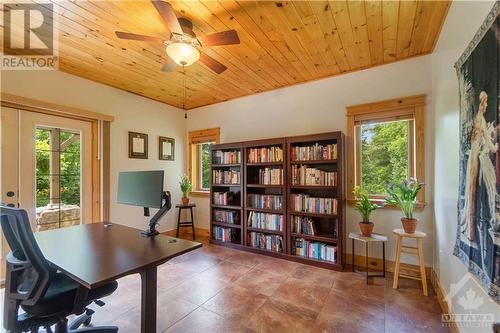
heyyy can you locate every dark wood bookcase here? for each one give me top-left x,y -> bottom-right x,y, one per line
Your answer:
210,142 -> 244,247
243,138 -> 287,254
210,132 -> 345,270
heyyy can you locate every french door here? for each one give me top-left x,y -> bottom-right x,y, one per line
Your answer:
19,111 -> 93,230
1,108 -> 92,278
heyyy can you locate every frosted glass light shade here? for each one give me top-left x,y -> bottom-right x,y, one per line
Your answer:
166,42 -> 200,66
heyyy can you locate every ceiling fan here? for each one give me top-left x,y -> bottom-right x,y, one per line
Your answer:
114,0 -> 240,74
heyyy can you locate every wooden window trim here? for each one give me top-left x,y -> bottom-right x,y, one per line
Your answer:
188,128 -> 220,196
346,95 -> 426,208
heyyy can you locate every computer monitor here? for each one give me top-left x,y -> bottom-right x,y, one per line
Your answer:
117,170 -> 164,209
117,170 -> 171,237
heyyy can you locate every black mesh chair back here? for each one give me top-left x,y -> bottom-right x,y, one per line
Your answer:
1,206 -> 54,330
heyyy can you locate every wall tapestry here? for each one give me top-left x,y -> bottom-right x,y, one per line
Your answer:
455,2 -> 500,304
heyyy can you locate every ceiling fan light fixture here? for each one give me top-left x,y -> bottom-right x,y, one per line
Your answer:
166,42 -> 200,67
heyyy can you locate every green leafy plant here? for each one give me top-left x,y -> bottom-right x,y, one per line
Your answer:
179,175 -> 192,198
352,186 -> 380,223
385,178 -> 424,219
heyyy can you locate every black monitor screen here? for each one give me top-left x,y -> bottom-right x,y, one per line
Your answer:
117,171 -> 164,209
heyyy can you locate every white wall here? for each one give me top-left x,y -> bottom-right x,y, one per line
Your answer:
1,70 -> 186,232
431,1 -> 500,330
187,55 -> 435,265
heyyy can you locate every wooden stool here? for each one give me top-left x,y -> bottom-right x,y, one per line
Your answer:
175,204 -> 196,240
392,229 -> 428,296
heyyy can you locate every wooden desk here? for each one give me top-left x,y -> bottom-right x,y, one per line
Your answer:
35,222 -> 202,333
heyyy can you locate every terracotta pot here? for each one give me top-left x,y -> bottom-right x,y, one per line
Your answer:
401,217 -> 418,233
182,197 -> 190,206
359,222 -> 374,237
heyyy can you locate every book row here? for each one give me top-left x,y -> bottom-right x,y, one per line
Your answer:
212,170 -> 241,185
247,211 -> 284,231
290,194 -> 338,215
291,143 -> 337,161
214,209 -> 239,224
247,146 -> 283,163
249,232 -> 283,253
291,215 -> 316,235
292,238 -> 337,263
213,226 -> 236,242
258,168 -> 284,185
291,165 -> 337,186
213,150 -> 241,164
247,194 -> 283,210
213,192 -> 236,206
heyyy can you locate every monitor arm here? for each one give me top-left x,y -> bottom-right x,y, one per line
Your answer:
140,191 -> 172,237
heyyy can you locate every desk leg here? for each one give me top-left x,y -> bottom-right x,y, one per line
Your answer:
140,266 -> 157,333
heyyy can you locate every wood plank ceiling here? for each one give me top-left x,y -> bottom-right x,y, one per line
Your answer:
3,1 -> 450,109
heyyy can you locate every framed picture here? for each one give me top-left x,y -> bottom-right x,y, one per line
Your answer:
159,136 -> 175,161
128,131 -> 148,159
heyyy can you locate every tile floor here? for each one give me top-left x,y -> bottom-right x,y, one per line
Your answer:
1,233 -> 449,333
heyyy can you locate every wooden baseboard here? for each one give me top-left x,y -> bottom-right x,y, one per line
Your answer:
431,269 -> 459,333
345,253 -> 432,279
163,227 -> 209,238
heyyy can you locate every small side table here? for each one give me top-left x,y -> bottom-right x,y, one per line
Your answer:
175,203 -> 196,240
393,229 -> 428,296
349,232 -> 387,284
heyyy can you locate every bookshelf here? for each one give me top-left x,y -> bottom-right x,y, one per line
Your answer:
210,143 -> 243,246
243,138 -> 287,255
287,132 -> 344,269
209,132 -> 345,270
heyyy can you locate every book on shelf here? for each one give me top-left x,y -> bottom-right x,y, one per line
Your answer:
291,215 -> 316,235
291,165 -> 337,186
290,194 -> 338,215
247,146 -> 283,163
213,226 -> 236,242
247,194 -> 283,210
248,211 -> 283,231
213,150 -> 241,164
249,232 -> 283,253
212,169 -> 241,184
293,238 -> 337,263
291,143 -> 337,161
214,209 -> 239,224
258,168 -> 283,185
213,192 -> 238,206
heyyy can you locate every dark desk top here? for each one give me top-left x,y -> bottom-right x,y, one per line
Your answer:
35,223 -> 202,289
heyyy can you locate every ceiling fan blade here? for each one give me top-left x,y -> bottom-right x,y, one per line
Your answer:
198,30 -> 240,47
151,0 -> 183,35
115,31 -> 164,43
199,52 -> 227,74
161,58 -> 177,72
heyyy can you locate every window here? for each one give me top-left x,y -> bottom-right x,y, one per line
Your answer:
188,128 -> 220,195
346,95 -> 425,204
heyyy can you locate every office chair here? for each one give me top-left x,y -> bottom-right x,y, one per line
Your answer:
1,206 -> 119,333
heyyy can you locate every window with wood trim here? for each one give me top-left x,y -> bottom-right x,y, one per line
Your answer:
188,128 -> 220,195
346,95 -> 425,204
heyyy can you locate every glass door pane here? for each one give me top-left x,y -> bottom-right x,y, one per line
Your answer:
35,127 -> 81,231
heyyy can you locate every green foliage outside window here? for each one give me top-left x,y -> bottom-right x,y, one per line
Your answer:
360,120 -> 409,195
201,142 -> 212,190
36,129 -> 81,207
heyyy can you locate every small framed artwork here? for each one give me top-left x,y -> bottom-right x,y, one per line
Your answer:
128,131 -> 148,159
159,136 -> 175,161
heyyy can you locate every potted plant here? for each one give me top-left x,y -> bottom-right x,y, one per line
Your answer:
353,186 -> 380,237
179,175 -> 192,205
385,178 -> 424,234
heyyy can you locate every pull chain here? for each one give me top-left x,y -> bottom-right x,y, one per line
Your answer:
182,64 -> 187,119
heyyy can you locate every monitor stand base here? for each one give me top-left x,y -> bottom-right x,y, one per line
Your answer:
140,229 -> 160,237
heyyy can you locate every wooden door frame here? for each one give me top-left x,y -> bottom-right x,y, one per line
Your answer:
1,93 -> 112,222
